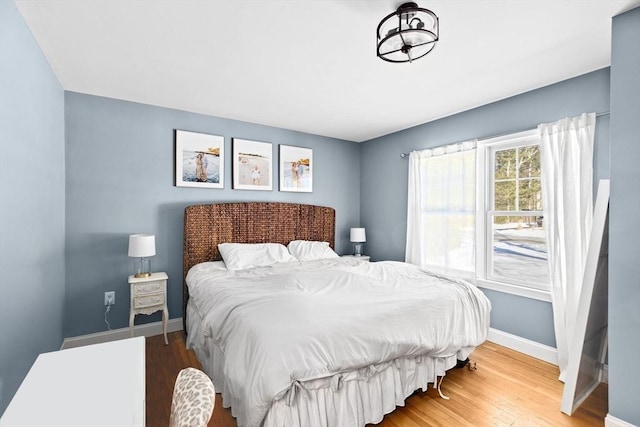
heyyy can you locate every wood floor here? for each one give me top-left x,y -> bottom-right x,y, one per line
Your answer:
146,332 -> 607,427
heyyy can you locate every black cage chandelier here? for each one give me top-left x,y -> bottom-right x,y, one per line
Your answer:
376,2 -> 439,63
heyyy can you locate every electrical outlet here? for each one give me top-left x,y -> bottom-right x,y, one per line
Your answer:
104,291 -> 115,306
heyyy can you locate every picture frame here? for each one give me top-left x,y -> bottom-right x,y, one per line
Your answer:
175,130 -> 224,189
279,145 -> 313,192
232,138 -> 273,191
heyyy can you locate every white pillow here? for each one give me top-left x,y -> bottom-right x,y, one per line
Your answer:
218,243 -> 296,270
189,261 -> 227,274
186,261 -> 229,284
287,240 -> 339,261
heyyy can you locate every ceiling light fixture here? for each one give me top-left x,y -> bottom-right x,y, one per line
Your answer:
376,2 -> 439,63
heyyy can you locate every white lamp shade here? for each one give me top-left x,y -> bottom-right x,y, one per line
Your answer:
128,234 -> 156,258
350,228 -> 366,243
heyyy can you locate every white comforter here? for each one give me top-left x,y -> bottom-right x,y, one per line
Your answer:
186,258 -> 491,427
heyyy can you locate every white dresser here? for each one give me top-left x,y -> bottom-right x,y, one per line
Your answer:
0,337 -> 145,427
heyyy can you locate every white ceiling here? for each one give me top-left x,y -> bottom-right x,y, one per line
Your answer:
16,0 -> 639,142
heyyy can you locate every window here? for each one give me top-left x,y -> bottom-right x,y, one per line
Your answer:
406,142 -> 476,280
477,130 -> 550,296
407,130 -> 550,300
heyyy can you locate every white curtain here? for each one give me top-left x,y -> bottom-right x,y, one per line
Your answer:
538,113 -> 596,382
406,140 -> 477,279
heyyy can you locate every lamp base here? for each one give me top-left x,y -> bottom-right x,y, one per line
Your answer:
353,242 -> 364,256
133,257 -> 151,279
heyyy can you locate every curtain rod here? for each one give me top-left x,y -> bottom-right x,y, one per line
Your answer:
399,111 -> 610,158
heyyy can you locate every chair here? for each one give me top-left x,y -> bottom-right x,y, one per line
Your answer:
169,367 -> 215,427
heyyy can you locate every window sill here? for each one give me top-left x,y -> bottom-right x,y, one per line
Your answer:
476,279 -> 552,302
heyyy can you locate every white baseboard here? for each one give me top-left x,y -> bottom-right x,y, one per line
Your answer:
487,327 -> 558,365
605,414 -> 638,427
486,328 -> 609,384
61,318 -> 183,350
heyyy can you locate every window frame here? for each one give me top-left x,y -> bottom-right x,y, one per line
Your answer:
476,129 -> 551,302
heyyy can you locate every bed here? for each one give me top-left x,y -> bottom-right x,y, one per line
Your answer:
183,202 -> 491,427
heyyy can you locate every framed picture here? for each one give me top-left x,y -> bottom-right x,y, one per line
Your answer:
232,138 -> 273,191
175,130 -> 224,189
279,145 -> 313,192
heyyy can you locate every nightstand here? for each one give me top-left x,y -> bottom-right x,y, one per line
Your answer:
129,272 -> 169,345
341,255 -> 371,262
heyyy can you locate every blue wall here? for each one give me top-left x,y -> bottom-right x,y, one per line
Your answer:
63,92 -> 361,337
609,6 -> 640,425
3,2 -> 634,420
0,0 -> 66,415
360,68 -> 611,347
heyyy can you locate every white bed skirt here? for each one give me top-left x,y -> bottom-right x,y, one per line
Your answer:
187,304 -> 473,427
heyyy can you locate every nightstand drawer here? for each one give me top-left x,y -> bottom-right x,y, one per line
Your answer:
133,293 -> 165,309
132,281 -> 164,296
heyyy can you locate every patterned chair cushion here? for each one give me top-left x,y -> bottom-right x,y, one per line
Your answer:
169,367 -> 215,427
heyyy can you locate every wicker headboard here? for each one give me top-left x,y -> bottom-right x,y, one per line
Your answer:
183,202 -> 335,331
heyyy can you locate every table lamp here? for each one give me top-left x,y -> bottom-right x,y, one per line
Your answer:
350,228 -> 366,256
128,234 -> 156,278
